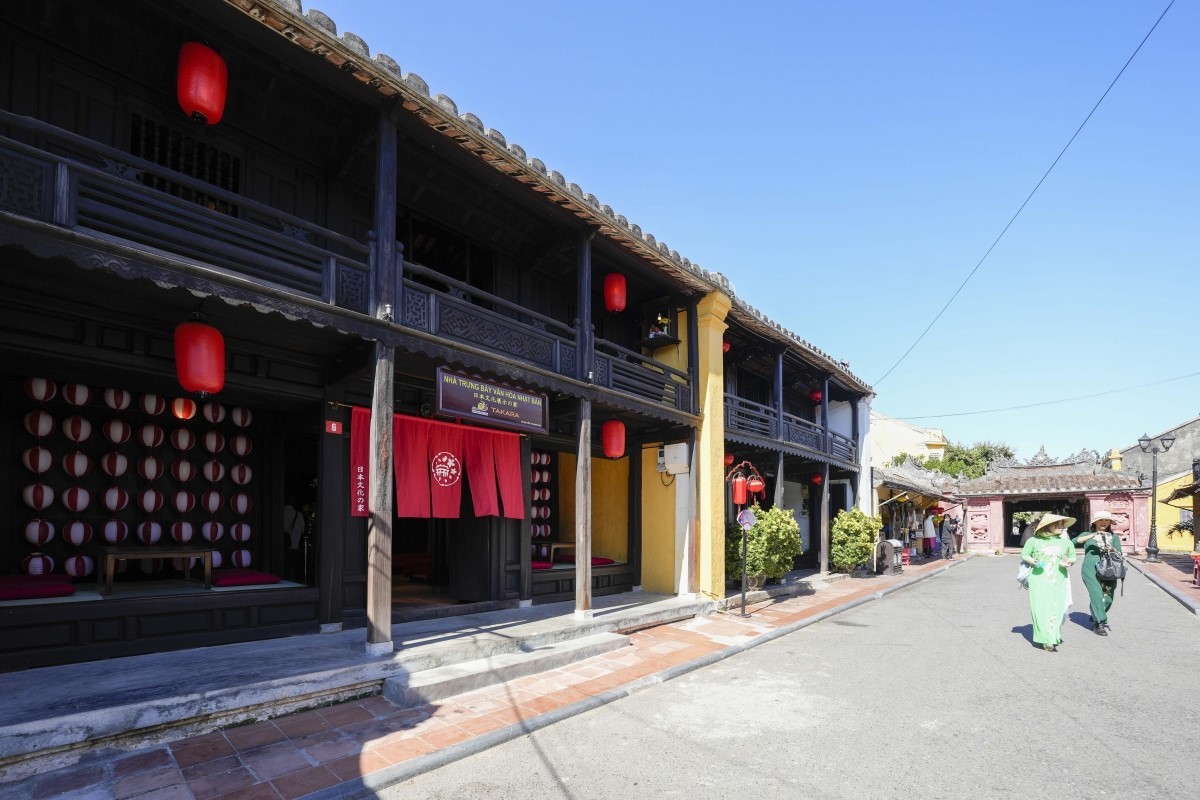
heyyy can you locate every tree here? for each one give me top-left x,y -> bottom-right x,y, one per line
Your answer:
888,441 -> 1015,480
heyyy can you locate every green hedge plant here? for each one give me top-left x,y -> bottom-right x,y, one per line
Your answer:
830,508 -> 882,573
725,504 -> 803,580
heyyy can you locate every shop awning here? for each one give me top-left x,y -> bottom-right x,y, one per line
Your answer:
1165,480 -> 1200,506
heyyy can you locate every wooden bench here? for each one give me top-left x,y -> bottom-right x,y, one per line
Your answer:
99,545 -> 215,596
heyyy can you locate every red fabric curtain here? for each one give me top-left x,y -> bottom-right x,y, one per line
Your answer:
427,423 -> 465,518
492,433 -> 524,519
393,415 -> 431,518
463,431 -> 499,517
349,407 -> 371,517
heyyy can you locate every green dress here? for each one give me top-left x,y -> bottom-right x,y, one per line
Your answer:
1072,531 -> 1120,624
1021,535 -> 1074,646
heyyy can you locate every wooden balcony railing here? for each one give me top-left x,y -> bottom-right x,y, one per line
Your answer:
724,393 -> 857,463
0,110 -> 371,314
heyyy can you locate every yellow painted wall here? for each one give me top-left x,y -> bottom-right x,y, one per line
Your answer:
695,291 -> 732,596
640,445 -> 678,593
557,453 -> 630,561
1156,472 -> 1196,551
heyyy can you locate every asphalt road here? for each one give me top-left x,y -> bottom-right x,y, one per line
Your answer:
387,555 -> 1200,800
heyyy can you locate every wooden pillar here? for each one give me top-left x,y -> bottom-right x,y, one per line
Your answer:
774,451 -> 785,508
317,393 -> 348,626
819,461 -> 831,573
821,374 -> 831,453
687,298 -> 700,413
365,105 -> 398,654
575,397 -> 593,617
577,232 -> 595,382
773,350 -> 784,439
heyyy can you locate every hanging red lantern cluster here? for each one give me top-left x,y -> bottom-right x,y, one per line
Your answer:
174,319 -> 225,397
177,43 -> 228,125
602,419 -> 625,459
604,273 -> 626,313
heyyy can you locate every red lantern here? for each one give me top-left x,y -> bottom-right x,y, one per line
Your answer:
810,474 -> 824,485
809,389 -> 823,403
722,340 -> 731,353
724,453 -> 735,467
747,474 -> 765,496
602,419 -> 625,459
603,273 -> 626,313
174,320 -> 225,397
731,475 -> 748,506
177,42 -> 227,126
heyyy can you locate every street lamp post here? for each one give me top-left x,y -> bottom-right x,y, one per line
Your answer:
1138,433 -> 1176,563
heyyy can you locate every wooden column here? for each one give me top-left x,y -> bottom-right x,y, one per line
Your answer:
821,374 -> 831,453
819,461 -> 831,573
365,105 -> 398,654
575,397 -> 593,616
576,232 -> 595,382
774,451 -> 785,508
773,350 -> 784,439
317,393 -> 348,626
687,298 -> 700,413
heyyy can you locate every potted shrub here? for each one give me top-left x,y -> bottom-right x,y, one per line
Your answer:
725,504 -> 803,588
830,508 -> 882,574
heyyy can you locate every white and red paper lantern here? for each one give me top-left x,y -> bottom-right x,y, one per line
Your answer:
171,428 -> 196,451
103,520 -> 130,544
24,377 -> 57,403
64,555 -> 95,578
541,470 -> 552,484
202,460 -> 225,483
231,549 -> 251,568
202,431 -> 225,454
140,393 -> 166,416
531,469 -> 539,485
201,402 -> 226,423
531,452 -> 539,466
101,452 -> 129,478
62,451 -> 92,478
24,410 -> 55,438
231,407 -> 252,428
139,424 -> 165,448
201,521 -> 224,542
230,522 -> 252,542
23,484 -> 55,510
171,398 -> 197,420
63,521 -> 93,546
63,383 -> 91,407
24,520 -> 55,546
137,521 -> 163,545
22,446 -> 52,474
103,487 -> 130,512
62,416 -> 92,443
140,558 -> 164,575
103,418 -> 132,445
103,388 -> 132,411
209,550 -> 224,569
138,456 -> 165,481
171,557 -> 199,571
541,452 -> 552,466
230,434 -> 252,457
139,488 -> 164,514
173,491 -> 196,514
171,459 -> 197,482
23,553 -> 54,576
229,464 -> 252,486
230,493 -> 252,515
170,521 -> 195,543
62,487 -> 91,513
201,490 -> 223,514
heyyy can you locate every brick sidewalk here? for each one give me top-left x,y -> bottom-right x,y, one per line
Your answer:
19,559 -> 957,800
1127,551 -> 1200,613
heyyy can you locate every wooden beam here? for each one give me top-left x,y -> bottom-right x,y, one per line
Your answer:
819,461 -> 831,574
575,397 -> 593,616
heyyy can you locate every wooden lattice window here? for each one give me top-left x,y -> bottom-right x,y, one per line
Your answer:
129,113 -> 240,215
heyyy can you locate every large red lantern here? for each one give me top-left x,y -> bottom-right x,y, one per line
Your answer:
602,419 -> 625,459
174,320 -> 225,397
731,475 -> 748,506
603,273 -> 626,313
177,42 -> 227,126
809,389 -> 823,403
810,474 -> 824,485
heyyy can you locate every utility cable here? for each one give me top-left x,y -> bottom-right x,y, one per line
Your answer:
898,369 -> 1200,420
874,0 -> 1176,387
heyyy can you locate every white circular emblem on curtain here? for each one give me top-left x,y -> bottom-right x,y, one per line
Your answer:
430,451 -> 462,487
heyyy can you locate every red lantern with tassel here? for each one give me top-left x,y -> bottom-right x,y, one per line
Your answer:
603,273 -> 626,313
174,319 -> 225,397
809,389 -> 823,403
731,475 -> 748,506
177,42 -> 228,125
724,453 -> 735,467
746,474 -> 765,496
810,474 -> 824,485
601,419 -> 625,459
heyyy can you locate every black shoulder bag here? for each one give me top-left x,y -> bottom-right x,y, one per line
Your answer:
1095,546 -> 1127,594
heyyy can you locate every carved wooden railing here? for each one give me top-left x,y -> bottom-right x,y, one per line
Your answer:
724,393 -> 857,463
0,110 -> 371,313
593,337 -> 691,412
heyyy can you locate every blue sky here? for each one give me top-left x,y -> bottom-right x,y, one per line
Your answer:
308,1 -> 1198,461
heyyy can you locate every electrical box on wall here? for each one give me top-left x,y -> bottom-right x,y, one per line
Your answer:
657,442 -> 689,474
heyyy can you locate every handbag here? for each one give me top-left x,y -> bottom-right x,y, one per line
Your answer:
1016,562 -> 1031,589
1095,548 -> 1126,581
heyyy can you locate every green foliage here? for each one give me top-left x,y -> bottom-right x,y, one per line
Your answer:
724,505 -> 803,580
1166,518 -> 1193,540
830,508 -> 882,573
888,441 -> 1016,480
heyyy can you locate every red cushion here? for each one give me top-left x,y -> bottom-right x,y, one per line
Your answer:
531,561 -> 554,571
211,568 -> 281,587
0,573 -> 73,585
552,554 -> 616,566
0,575 -> 76,600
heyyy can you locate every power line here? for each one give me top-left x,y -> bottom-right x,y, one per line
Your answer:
873,0 -> 1176,387
898,369 -> 1200,420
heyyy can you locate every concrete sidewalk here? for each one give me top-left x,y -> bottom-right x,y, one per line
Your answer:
1125,551 -> 1200,614
8,555 -> 969,800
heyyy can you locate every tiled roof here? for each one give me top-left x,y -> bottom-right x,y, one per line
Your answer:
956,468 -> 1143,496
874,459 -> 954,500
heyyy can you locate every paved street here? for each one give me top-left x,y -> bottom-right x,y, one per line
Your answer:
392,556 -> 1200,800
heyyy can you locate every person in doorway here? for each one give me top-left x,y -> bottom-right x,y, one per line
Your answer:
1073,511 -> 1121,635
952,514 -> 964,554
283,497 -> 306,581
1020,513 -> 1076,652
922,510 -> 936,558
939,514 -> 957,560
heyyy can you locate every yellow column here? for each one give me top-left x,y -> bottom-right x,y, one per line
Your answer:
695,290 -> 732,599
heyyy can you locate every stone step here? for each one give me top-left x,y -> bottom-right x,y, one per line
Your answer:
383,632 -> 630,709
